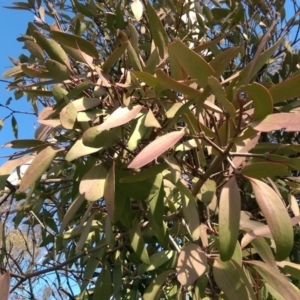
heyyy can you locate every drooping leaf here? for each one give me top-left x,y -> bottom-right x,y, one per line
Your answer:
218,176 -> 241,261
97,105 -> 142,131
177,243 -> 207,287
19,146 -> 59,192
11,115 -> 18,139
104,162 -> 115,222
102,42 -> 128,73
251,113 -> 300,132
247,177 -> 293,261
128,131 -> 185,169
93,262 -> 112,300
45,59 -> 71,81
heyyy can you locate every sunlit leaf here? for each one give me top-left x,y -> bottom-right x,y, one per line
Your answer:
128,131 -> 185,169
97,105 -> 142,131
177,243 -> 207,287
131,0 -> 144,21
59,102 -> 77,129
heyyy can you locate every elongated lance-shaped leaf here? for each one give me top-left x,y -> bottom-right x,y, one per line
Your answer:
219,176 -> 241,261
169,40 -> 215,87
247,177 -> 293,261
19,146 -> 59,192
143,270 -> 172,300
146,3 -> 168,59
104,162 -> 115,223
33,31 -> 70,68
59,102 -> 77,129
93,262 -> 112,300
213,258 -> 256,300
51,29 -> 99,59
75,212 -> 95,253
131,0 -> 144,21
102,42 -> 128,73
0,272 -> 10,300
176,243 -> 207,287
248,260 -> 300,299
128,131 -> 185,169
251,113 -> 300,132
97,105 -> 142,132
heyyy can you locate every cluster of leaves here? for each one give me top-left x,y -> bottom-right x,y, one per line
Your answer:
1,0 -> 300,299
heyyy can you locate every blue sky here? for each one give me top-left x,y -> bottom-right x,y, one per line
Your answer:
0,1 -> 37,164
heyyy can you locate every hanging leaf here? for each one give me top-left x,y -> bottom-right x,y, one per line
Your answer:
131,0 -> 144,21
93,262 -> 112,300
177,243 -> 207,287
97,105 -> 142,131
19,146 -> 59,192
102,43 -> 128,73
146,3 -> 168,59
45,59 -> 71,81
128,131 -> 185,169
247,177 -> 293,261
104,162 -> 115,222
59,102 -> 77,129
11,115 -> 18,139
240,162 -> 290,178
219,176 -> 241,261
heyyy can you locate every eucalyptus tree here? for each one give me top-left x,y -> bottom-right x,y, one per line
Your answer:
1,0 -> 300,299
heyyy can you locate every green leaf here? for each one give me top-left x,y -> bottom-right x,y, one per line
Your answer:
270,74 -> 300,104
79,162 -> 107,201
2,65 -> 23,78
247,177 -> 293,261
248,260 -> 300,299
146,3 -> 168,59
143,270 -> 172,300
241,162 -> 290,178
19,146 -> 59,192
73,0 -> 96,17
33,31 -> 71,68
102,42 -> 128,73
138,250 -> 174,275
104,162 -> 115,223
45,59 -> 71,81
65,138 -> 101,161
59,102 -> 77,129
219,176 -> 241,261
169,40 -> 215,87
252,237 -> 277,269
23,40 -> 45,59
130,221 -> 150,264
213,258 -> 256,300
177,243 -> 207,287
240,83 -> 273,121
21,65 -> 50,78
11,116 -> 18,139
133,71 -> 158,87
93,262 -> 112,300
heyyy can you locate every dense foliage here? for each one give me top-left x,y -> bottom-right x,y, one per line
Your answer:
1,0 -> 300,299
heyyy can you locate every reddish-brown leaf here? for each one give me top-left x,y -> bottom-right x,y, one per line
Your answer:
0,272 -> 10,300
252,113 -> 300,132
128,131 -> 185,169
97,105 -> 142,131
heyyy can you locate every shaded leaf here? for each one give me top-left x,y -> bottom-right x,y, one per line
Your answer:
45,59 -> 71,81
104,162 -> 115,222
11,115 -> 18,139
219,176 -> 241,261
213,258 -> 256,300
146,3 -> 168,59
102,43 -> 128,73
241,162 -> 290,178
177,243 -> 207,287
93,262 -> 112,300
128,131 -> 185,169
